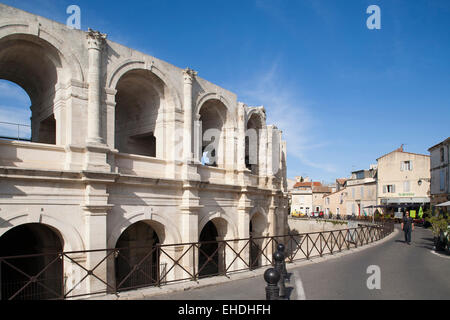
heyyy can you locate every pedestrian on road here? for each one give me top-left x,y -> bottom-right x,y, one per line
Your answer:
401,211 -> 414,245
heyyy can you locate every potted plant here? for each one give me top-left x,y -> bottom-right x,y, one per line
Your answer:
425,215 -> 449,251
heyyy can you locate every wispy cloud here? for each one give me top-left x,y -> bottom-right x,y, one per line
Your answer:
238,60 -> 337,176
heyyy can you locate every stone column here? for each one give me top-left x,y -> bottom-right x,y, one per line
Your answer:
183,68 -> 197,162
86,29 -> 107,145
266,126 -> 274,177
258,126 -> 268,184
237,103 -> 246,171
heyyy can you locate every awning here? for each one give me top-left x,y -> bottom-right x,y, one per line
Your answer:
381,197 -> 430,205
436,201 -> 450,207
364,205 -> 387,209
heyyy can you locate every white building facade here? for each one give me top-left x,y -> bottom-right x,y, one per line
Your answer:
0,4 -> 288,298
429,138 -> 450,207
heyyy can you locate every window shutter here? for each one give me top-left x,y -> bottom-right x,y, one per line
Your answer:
383,185 -> 387,193
400,162 -> 403,171
392,184 -> 396,193
410,161 -> 413,171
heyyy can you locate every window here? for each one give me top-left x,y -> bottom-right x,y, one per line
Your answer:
441,148 -> 445,163
441,170 -> 445,191
352,188 -> 355,199
360,187 -> 364,198
401,161 -> 412,171
383,185 -> 396,193
403,181 -> 410,193
356,172 -> 364,180
337,208 -> 340,215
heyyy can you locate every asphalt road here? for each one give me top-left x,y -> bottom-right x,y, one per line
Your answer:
150,225 -> 450,300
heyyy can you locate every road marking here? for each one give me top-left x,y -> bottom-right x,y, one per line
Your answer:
429,250 -> 450,259
293,270 -> 306,300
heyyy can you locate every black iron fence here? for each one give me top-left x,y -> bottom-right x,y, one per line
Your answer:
0,221 -> 394,300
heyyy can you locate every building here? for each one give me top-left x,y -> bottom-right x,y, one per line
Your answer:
377,146 -> 430,214
428,137 -> 450,207
0,4 -> 288,298
290,177 -> 321,216
312,185 -> 332,214
323,183 -> 348,217
345,166 -> 377,217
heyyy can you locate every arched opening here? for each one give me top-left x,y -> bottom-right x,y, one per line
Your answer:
246,113 -> 263,175
199,99 -> 227,167
0,223 -> 64,300
249,212 -> 267,269
0,34 -> 65,145
198,218 -> 228,278
114,221 -> 161,291
115,69 -> 165,158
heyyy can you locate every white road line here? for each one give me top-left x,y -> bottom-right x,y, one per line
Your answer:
293,270 -> 306,300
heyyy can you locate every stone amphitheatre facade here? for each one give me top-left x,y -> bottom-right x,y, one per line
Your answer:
0,4 -> 288,298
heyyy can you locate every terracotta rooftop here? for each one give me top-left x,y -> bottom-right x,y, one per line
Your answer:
293,181 -> 322,188
312,186 -> 332,193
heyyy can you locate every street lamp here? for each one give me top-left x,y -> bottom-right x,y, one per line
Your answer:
418,178 -> 430,186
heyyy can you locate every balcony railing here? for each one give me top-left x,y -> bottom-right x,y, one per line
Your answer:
0,121 -> 31,141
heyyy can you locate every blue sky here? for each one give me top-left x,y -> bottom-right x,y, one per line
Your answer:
0,0 -> 449,183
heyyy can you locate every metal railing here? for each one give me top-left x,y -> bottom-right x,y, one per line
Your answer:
0,121 -> 31,141
0,221 -> 394,300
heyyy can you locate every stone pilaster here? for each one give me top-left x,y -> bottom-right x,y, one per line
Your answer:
235,187 -> 252,271
179,181 -> 202,279
82,177 -> 113,295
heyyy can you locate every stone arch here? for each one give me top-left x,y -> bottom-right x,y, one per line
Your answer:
0,24 -> 81,145
107,59 -> 182,111
199,212 -> 238,240
0,212 -> 85,252
195,93 -> 234,124
110,61 -> 182,159
108,212 -> 182,249
196,97 -> 234,167
0,21 -> 84,82
245,108 -> 266,175
0,222 -> 64,300
249,207 -> 268,236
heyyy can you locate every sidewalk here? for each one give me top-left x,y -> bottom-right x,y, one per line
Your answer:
83,228 -> 399,300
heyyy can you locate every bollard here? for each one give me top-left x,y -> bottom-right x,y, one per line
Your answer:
277,244 -> 289,281
273,251 -> 286,298
264,268 -> 280,300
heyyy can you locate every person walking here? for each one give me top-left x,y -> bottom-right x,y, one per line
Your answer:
401,210 -> 414,245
